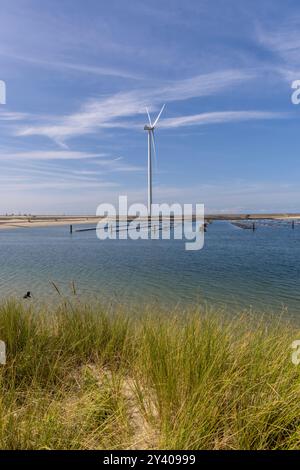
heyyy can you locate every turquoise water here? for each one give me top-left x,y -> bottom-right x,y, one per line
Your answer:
0,221 -> 299,315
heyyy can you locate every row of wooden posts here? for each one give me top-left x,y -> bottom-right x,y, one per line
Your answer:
69,220 -> 297,234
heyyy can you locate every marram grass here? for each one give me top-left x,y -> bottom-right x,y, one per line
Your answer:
0,300 -> 299,449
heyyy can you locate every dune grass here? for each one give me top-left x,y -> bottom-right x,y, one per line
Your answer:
0,299 -> 299,449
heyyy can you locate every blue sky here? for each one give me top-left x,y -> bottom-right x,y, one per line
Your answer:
0,0 -> 300,214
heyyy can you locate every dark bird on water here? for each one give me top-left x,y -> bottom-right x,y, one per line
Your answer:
23,291 -> 31,299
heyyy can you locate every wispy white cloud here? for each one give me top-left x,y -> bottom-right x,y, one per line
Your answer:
0,180 -> 119,191
0,110 -> 28,121
0,149 -> 144,197
16,69 -> 256,142
92,157 -> 145,173
0,150 -> 106,161
159,110 -> 287,128
257,18 -> 300,81
0,50 -> 141,80
1,179 -> 299,214
113,164 -> 145,172
258,22 -> 300,62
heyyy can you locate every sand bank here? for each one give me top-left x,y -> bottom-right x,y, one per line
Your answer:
0,213 -> 299,230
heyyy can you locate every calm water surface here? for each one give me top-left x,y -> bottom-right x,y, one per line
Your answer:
0,221 -> 299,315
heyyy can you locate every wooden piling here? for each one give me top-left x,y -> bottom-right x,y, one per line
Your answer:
70,224 -> 73,234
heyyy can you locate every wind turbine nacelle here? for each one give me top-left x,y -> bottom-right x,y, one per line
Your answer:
144,125 -> 153,131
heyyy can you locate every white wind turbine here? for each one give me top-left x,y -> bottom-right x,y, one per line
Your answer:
144,104 -> 165,216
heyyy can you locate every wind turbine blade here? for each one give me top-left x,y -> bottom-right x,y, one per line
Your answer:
151,130 -> 158,173
146,107 -> 152,126
152,103 -> 165,128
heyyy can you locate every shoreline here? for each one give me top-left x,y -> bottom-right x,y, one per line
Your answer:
0,216 -> 101,230
0,213 -> 299,230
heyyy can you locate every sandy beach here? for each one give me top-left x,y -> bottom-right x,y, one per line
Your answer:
0,216 -> 101,230
0,213 -> 299,230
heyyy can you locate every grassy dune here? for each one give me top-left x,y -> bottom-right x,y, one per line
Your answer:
0,300 -> 299,449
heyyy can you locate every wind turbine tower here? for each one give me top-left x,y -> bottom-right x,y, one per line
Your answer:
144,104 -> 165,216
